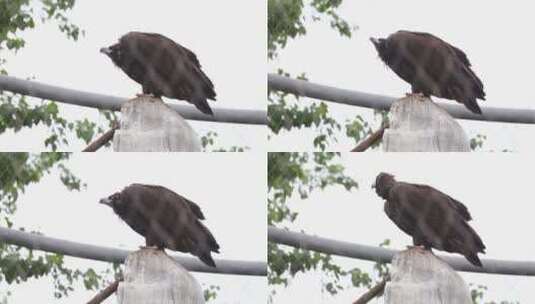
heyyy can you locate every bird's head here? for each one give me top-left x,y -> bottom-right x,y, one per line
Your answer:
99,192 -> 125,213
99,43 -> 122,64
373,172 -> 396,199
369,37 -> 388,56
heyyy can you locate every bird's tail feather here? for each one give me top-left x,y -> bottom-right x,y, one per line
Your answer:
197,221 -> 220,253
466,252 -> 483,267
198,252 -> 217,268
463,98 -> 482,114
190,221 -> 219,267
461,67 -> 485,114
192,94 -> 214,116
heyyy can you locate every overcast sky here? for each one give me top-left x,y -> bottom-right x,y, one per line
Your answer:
269,0 -> 535,152
1,0 -> 266,151
272,153 -> 535,303
8,153 -> 266,303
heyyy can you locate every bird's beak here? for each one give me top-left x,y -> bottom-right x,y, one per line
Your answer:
99,197 -> 112,207
99,47 -> 111,55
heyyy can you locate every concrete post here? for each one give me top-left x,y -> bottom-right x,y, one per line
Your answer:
384,248 -> 472,304
113,96 -> 202,152
383,95 -> 470,152
117,248 -> 205,304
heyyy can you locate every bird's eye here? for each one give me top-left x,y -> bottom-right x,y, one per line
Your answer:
112,46 -> 121,57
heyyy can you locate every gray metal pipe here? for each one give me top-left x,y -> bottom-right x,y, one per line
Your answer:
0,227 -> 266,276
0,75 -> 267,125
268,226 -> 535,276
268,74 -> 535,124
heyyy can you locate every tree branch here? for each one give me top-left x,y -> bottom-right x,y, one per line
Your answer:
86,279 -> 121,304
82,122 -> 119,152
353,278 -> 387,304
351,123 -> 388,152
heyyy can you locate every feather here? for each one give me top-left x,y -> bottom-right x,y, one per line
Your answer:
374,173 -> 485,267
101,32 -> 216,115
100,183 -> 219,267
370,30 -> 485,114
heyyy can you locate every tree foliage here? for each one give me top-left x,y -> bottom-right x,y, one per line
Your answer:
0,153 -> 220,302
0,3 -> 222,300
268,153 -> 518,303
268,0 -> 383,151
268,0 -> 487,151
0,153 -> 122,301
0,0 -> 117,151
200,131 -> 248,152
268,152 -> 390,302
268,0 -> 351,60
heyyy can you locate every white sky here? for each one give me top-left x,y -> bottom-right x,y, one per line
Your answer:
0,0 -> 266,152
269,0 -> 535,152
272,153 -> 535,303
8,153 -> 267,303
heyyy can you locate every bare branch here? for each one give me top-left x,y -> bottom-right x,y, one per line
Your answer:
351,123 -> 388,152
82,122 -> 119,152
86,280 -> 120,304
353,278 -> 387,304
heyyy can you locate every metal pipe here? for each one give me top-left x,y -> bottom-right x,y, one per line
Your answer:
268,74 -> 535,124
268,226 -> 535,276
0,227 -> 266,276
0,75 -> 267,125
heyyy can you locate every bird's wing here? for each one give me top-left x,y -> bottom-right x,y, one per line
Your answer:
402,31 -> 472,66
120,32 -> 216,104
389,183 -> 458,247
391,182 -> 486,254
393,31 -> 484,112
171,43 -> 215,97
121,33 -> 194,93
411,184 -> 472,221
131,183 -> 206,219
135,32 -> 202,67
174,193 -> 206,220
386,31 -> 449,91
401,31 -> 483,92
141,33 -> 198,67
384,200 -> 420,241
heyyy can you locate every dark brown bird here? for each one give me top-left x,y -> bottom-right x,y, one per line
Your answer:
373,172 -> 486,267
100,183 -> 220,267
370,31 -> 485,114
100,32 -> 216,115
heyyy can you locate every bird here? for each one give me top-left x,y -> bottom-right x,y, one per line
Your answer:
370,30 -> 485,114
100,183 -> 220,267
100,31 -> 216,115
373,172 -> 486,267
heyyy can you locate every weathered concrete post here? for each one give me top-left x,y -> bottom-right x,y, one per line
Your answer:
117,248 -> 205,304
113,96 -> 202,152
383,95 -> 470,152
384,248 -> 472,304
